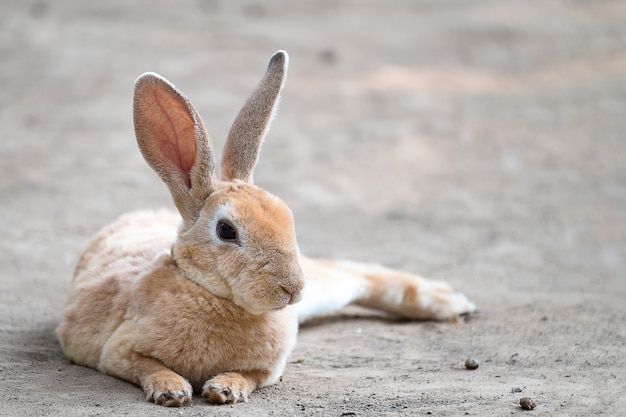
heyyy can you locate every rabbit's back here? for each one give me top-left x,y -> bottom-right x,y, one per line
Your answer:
74,209 -> 180,281
56,209 -> 180,368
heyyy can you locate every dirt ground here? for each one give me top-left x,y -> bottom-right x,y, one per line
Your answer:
1,0 -> 624,416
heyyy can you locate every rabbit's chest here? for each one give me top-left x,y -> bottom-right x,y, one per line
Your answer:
133,271 -> 299,388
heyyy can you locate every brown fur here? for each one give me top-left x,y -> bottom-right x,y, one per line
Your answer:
57,51 -> 475,407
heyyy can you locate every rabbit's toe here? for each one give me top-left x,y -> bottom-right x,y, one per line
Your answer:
202,383 -> 247,404
144,371 -> 193,407
445,291 -> 477,318
401,279 -> 477,320
422,283 -> 476,320
154,390 -> 192,407
202,372 -> 250,404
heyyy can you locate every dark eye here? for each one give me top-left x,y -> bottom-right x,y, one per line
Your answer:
217,219 -> 238,243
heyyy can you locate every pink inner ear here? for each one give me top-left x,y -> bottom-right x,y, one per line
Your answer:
151,89 -> 196,188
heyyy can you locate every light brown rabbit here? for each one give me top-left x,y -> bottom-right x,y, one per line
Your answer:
56,51 -> 475,407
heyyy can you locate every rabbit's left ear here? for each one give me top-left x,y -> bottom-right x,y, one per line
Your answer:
220,50 -> 288,183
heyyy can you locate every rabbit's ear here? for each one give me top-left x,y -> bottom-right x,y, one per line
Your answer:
221,50 -> 288,183
134,73 -> 216,222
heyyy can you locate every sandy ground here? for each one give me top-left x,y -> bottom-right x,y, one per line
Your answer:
1,0 -> 625,416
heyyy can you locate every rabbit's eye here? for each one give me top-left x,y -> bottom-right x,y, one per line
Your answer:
217,220 -> 238,243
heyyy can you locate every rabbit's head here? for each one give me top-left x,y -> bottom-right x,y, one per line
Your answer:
133,51 -> 304,315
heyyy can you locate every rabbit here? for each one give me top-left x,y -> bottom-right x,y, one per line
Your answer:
56,50 -> 475,407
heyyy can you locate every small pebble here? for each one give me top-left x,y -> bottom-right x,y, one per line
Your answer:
318,49 -> 338,65
520,397 -> 537,410
465,358 -> 480,370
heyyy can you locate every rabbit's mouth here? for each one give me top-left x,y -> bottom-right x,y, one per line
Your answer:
269,294 -> 298,311
281,285 -> 302,305
234,291 -> 297,314
261,288 -> 302,312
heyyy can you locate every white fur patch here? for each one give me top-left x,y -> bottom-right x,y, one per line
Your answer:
209,203 -> 238,246
295,269 -> 366,323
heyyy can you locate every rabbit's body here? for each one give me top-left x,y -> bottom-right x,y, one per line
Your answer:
58,209 -> 299,405
57,51 -> 475,407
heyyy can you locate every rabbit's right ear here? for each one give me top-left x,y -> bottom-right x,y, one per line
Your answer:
134,73 -> 216,223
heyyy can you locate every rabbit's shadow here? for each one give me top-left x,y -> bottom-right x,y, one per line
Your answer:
299,307 -> 410,330
299,306 -> 478,330
1,320 -> 65,365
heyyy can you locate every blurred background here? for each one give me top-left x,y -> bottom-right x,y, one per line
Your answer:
1,1 -> 624,415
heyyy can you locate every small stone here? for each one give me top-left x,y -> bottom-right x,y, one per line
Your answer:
465,358 -> 480,370
520,397 -> 537,410
318,49 -> 338,65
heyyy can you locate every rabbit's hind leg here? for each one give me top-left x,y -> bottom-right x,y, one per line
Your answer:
298,257 -> 475,323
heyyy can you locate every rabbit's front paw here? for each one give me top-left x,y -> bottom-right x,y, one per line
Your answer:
202,372 -> 249,404
144,370 -> 193,407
